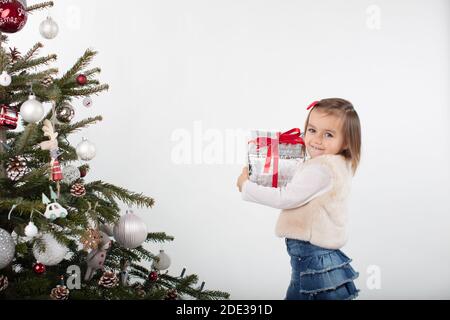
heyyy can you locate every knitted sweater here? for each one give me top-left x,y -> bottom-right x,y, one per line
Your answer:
242,154 -> 353,249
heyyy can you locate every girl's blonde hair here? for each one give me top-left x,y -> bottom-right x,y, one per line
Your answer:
304,98 -> 361,175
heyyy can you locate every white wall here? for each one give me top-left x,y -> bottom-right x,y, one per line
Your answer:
13,0 -> 450,299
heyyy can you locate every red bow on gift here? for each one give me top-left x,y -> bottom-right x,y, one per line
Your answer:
249,128 -> 304,188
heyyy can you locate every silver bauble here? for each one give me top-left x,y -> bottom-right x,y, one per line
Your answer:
0,228 -> 15,269
61,165 -> 81,185
113,212 -> 148,249
20,94 -> 44,123
76,138 -> 96,161
56,103 -> 75,123
39,16 -> 59,39
152,250 -> 171,271
33,233 -> 69,266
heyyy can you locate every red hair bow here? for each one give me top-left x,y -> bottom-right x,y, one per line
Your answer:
306,100 -> 319,110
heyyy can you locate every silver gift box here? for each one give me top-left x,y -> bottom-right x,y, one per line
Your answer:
248,130 -> 305,188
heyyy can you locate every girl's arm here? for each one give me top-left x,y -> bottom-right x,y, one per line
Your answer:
241,164 -> 332,209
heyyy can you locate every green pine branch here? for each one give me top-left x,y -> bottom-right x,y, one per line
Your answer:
9,54 -> 57,73
146,232 -> 175,243
62,84 -> 109,97
86,181 -> 155,208
58,49 -> 98,85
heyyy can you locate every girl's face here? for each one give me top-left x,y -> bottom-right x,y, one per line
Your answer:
304,109 -> 346,158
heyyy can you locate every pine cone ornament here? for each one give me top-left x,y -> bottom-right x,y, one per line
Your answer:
0,275 -> 8,292
98,271 -> 119,288
41,76 -> 54,88
164,288 -> 178,300
133,283 -> 146,298
6,156 -> 30,181
50,285 -> 70,300
70,183 -> 86,197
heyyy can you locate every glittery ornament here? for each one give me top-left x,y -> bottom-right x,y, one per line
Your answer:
32,262 -> 46,274
0,228 -> 15,269
80,228 -> 101,251
61,165 -> 81,185
55,103 -> 75,123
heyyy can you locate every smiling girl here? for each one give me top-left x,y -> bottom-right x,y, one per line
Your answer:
237,98 -> 361,300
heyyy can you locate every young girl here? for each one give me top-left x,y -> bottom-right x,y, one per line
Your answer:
237,98 -> 361,300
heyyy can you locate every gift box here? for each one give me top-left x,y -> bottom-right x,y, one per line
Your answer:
248,128 -> 305,188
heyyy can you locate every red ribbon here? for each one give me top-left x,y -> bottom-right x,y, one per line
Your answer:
249,128 -> 304,187
307,100 -> 319,110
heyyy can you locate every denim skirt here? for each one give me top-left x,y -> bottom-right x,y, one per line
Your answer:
285,238 -> 359,300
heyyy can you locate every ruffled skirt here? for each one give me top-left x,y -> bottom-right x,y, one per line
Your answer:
285,238 -> 359,300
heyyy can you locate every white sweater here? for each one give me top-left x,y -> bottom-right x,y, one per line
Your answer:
242,154 -> 353,249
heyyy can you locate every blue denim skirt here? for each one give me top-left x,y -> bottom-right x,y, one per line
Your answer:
285,238 -> 359,300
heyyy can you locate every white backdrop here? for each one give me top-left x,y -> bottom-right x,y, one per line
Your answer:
12,0 -> 450,299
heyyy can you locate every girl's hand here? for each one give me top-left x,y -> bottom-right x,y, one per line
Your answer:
237,166 -> 249,192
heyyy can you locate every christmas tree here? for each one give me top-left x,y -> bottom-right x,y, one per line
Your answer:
0,1 -> 229,300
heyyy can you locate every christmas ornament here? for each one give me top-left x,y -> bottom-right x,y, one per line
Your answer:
0,275 -> 8,292
70,183 -> 86,197
24,221 -> 38,238
82,96 -> 93,108
55,103 -> 74,123
9,47 -> 21,62
152,250 -> 171,271
42,192 -> 67,220
39,16 -> 58,39
98,271 -> 119,288
149,271 -> 158,282
0,228 -> 15,269
41,76 -> 53,87
62,165 -> 81,184
84,231 -> 111,281
32,233 -> 69,266
32,262 -> 46,274
20,94 -> 44,123
40,120 -> 63,182
0,0 -> 28,33
6,155 -> 30,181
120,259 -> 130,286
99,223 -> 114,237
0,104 -> 18,130
76,74 -> 87,85
50,279 -> 70,300
0,71 -> 11,86
164,289 -> 178,300
80,228 -> 100,251
76,138 -> 96,161
113,210 -> 148,249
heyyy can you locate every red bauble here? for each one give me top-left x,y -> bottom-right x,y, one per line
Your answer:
149,271 -> 158,282
79,166 -> 87,178
33,262 -> 46,275
76,74 -> 87,85
0,0 -> 28,33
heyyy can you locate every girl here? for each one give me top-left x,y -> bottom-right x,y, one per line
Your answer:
237,98 -> 361,300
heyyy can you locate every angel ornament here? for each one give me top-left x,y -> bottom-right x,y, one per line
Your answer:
39,119 -> 64,184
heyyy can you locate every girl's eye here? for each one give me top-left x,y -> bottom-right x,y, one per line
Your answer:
307,128 -> 315,133
325,132 -> 334,138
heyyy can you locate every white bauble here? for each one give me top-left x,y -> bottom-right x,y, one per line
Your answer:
20,94 -> 44,123
76,138 -> 96,161
61,165 -> 81,185
24,222 -> 38,238
0,71 -> 12,86
113,212 -> 147,249
0,228 -> 15,269
33,233 -> 69,266
39,17 -> 59,39
152,250 -> 171,271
